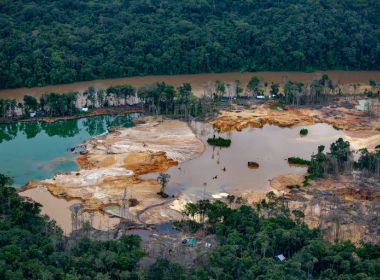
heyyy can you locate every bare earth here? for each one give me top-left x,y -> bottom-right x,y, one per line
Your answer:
214,101 -> 380,243
268,173 -> 380,244
20,100 -> 380,242
21,118 -> 204,231
211,102 -> 380,150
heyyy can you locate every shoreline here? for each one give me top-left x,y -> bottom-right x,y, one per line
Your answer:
1,70 -> 379,101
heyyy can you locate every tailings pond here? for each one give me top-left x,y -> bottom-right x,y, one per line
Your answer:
142,122 -> 345,199
0,113 -> 140,186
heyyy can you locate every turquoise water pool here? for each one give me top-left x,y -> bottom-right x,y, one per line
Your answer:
0,113 -> 140,186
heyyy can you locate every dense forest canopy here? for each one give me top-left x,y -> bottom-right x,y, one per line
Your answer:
0,0 -> 379,89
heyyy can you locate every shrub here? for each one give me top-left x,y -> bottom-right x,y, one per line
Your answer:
288,157 -> 310,165
303,176 -> 311,187
157,191 -> 169,198
207,136 -> 231,147
286,185 -> 301,189
300,128 -> 308,135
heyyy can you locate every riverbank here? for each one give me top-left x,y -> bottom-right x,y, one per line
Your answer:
1,71 -> 379,100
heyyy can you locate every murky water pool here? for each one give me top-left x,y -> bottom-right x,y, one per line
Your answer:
143,122 -> 345,199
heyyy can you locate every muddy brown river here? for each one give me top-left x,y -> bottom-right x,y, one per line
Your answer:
1,71 -> 379,100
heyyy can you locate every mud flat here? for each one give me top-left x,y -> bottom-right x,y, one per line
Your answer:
210,106 -> 317,132
19,101 -> 380,239
21,118 -> 204,227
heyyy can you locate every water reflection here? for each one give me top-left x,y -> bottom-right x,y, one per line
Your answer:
0,113 -> 141,186
0,114 -> 139,143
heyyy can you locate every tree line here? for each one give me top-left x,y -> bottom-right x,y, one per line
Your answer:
165,195 -> 380,279
2,74 -> 379,122
1,0 -> 379,89
0,82 -> 215,121
1,173 -> 379,280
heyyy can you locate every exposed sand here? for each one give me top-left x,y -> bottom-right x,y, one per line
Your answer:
211,103 -> 380,133
211,102 -> 380,243
21,118 -> 204,224
210,106 -> 317,132
266,173 -> 380,244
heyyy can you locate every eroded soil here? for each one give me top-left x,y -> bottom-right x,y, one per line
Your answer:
212,100 -> 380,243
268,173 -> 380,244
21,118 -> 204,230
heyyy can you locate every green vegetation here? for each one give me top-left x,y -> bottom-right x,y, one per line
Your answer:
288,157 -> 310,165
354,146 -> 380,175
176,196 -> 380,280
300,128 -> 308,136
307,138 -> 351,178
0,174 -> 146,279
287,184 -> 302,190
304,138 -> 380,180
0,82 -> 215,122
282,74 -> 341,106
207,136 -> 231,147
0,173 -> 379,279
0,1 -> 379,89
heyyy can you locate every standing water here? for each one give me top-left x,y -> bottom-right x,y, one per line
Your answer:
142,122 -> 345,199
0,113 -> 140,186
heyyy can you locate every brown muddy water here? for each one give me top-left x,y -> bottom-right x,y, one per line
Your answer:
142,122 -> 345,200
1,71 -> 379,100
19,121 -> 346,232
20,187 -> 120,235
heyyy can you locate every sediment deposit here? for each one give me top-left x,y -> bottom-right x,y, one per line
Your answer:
268,173 -> 380,243
23,118 -> 204,224
211,101 -> 380,133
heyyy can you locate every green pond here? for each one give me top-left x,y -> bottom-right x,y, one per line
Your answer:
0,113 -> 140,187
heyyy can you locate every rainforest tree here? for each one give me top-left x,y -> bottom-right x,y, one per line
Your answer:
0,0 -> 379,89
